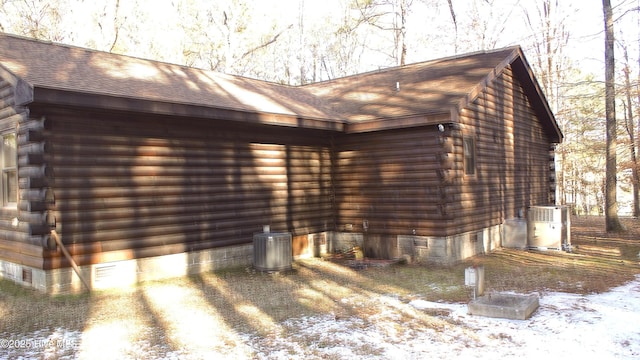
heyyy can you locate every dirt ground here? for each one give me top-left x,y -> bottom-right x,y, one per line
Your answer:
478,216 -> 640,294
0,216 -> 639,358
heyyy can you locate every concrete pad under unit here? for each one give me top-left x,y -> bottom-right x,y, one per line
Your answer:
468,293 -> 539,320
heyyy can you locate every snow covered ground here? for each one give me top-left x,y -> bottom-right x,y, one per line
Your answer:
2,275 -> 639,359
247,274 -> 640,359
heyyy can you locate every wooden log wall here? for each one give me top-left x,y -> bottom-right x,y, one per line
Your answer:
454,65 -> 552,234
1,65 -> 557,270
333,65 -> 555,241
36,109 -> 333,269
333,127 -> 451,238
0,77 -> 47,269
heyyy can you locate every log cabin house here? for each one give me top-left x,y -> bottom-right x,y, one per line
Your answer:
0,33 -> 562,293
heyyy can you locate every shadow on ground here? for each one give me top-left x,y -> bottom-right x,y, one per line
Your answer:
0,216 -> 638,358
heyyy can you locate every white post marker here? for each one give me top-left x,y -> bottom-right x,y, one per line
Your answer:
465,266 -> 485,299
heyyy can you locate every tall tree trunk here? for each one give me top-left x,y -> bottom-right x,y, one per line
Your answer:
603,0 -> 624,231
298,0 -> 307,85
637,11 -> 640,218
622,44 -> 639,217
399,0 -> 407,66
108,0 -> 121,53
446,0 -> 457,53
523,0 -> 569,206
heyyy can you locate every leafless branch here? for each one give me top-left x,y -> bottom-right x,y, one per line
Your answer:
239,24 -> 293,60
108,0 -> 120,52
446,0 -> 457,32
614,6 -> 640,22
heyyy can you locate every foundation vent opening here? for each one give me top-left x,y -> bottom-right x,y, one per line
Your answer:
94,264 -> 117,285
22,268 -> 32,285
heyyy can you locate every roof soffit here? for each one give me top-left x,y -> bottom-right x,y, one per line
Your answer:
30,86 -> 345,132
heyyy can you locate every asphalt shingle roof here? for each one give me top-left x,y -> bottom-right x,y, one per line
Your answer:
303,48 -> 517,122
0,32 -> 557,140
0,33 -> 340,120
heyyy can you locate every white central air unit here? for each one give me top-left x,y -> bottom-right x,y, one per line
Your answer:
527,205 -> 571,251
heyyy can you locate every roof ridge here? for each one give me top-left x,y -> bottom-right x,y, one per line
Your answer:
301,45 -> 522,87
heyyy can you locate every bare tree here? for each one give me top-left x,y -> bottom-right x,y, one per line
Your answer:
523,0 -> 569,100
397,0 -> 408,65
446,0 -> 457,53
108,0 -> 121,52
634,1 -> 640,218
0,0 -> 6,32
7,0 -> 67,41
176,0 -> 291,79
353,0 -> 412,66
298,0 -> 307,84
561,74 -> 609,214
461,0 -> 516,52
603,0 -> 624,231
522,0 -> 570,205
311,5 -> 370,80
620,41 -> 639,217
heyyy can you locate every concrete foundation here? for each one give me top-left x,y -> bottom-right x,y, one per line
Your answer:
0,231 -> 359,294
398,224 -> 502,264
329,232 -> 364,253
317,224 -> 502,264
293,231 -> 362,259
1,224 -> 506,293
0,244 -> 253,294
468,293 -> 540,320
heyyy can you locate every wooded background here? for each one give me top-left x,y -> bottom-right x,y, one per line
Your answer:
1,0 -> 639,218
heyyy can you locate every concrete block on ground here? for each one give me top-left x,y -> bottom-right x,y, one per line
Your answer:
468,293 -> 539,320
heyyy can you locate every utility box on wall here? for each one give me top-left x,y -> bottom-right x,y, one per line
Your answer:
527,205 -> 571,251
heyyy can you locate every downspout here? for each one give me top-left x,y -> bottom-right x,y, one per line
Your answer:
50,230 -> 91,292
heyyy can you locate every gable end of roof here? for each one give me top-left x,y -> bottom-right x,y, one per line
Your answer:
510,49 -> 563,143
0,63 -> 33,106
455,46 -> 562,143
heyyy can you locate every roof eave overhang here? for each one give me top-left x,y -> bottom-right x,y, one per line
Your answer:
31,87 -> 345,132
344,112 -> 452,134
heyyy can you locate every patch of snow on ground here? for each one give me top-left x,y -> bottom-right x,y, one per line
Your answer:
2,275 -> 639,359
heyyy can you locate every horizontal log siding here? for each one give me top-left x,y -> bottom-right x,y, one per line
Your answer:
0,77 -> 46,269
40,111 -> 333,269
454,65 -> 551,234
334,127 -> 450,237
